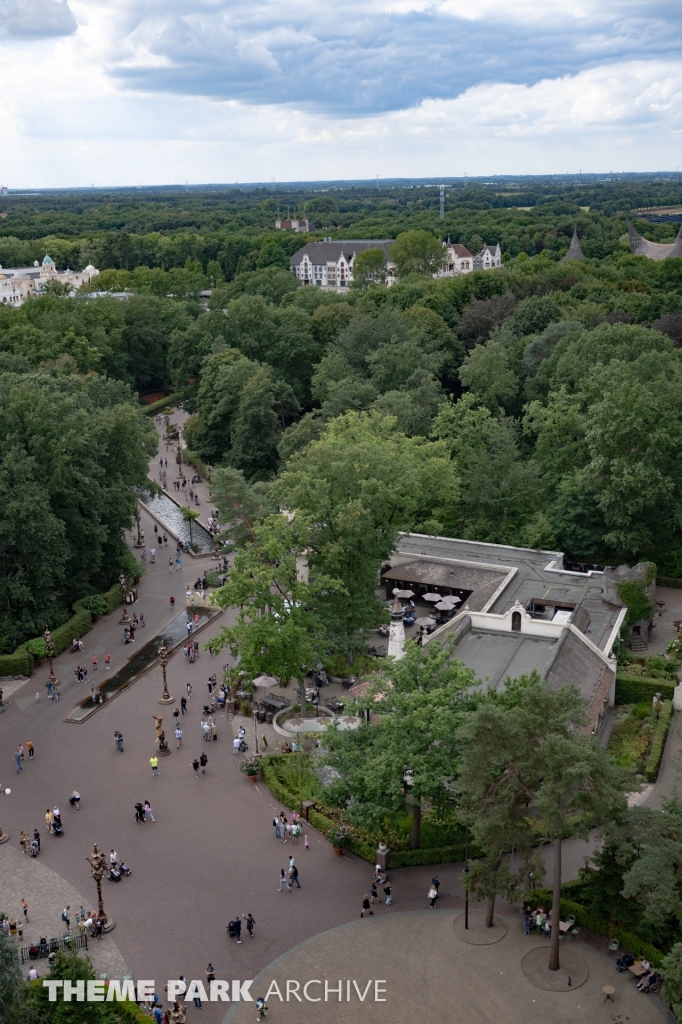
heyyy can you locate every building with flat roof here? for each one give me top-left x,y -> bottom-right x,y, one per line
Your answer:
383,533 -> 630,734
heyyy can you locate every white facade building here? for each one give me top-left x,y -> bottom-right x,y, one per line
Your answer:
290,240 -> 395,290
473,243 -> 502,270
0,255 -> 100,307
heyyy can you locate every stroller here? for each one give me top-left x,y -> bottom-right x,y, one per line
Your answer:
108,866 -> 122,882
29,839 -> 40,857
238,738 -> 248,753
52,821 -> 64,838
119,862 -> 131,877
227,920 -> 238,939
616,953 -> 635,972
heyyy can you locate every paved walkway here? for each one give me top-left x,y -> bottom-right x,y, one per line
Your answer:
224,909 -> 672,1024
0,843 -> 128,979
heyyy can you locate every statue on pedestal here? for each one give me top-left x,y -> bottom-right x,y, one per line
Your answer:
153,715 -> 169,754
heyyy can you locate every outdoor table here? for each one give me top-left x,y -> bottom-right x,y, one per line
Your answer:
603,986 -> 615,1002
559,921 -> 571,933
260,695 -> 287,712
628,963 -> 648,978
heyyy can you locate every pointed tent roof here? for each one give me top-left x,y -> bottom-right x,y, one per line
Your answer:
626,218 -> 680,261
561,226 -> 584,261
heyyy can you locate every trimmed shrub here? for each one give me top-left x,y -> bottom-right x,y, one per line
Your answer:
388,845 -> 467,868
616,675 -> 675,705
658,577 -> 682,589
26,637 -> 47,659
51,609 -> 93,655
646,700 -> 673,782
0,648 -> 31,677
141,392 -> 185,416
102,583 -> 123,614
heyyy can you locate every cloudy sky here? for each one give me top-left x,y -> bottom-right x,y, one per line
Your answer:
1,0 -> 681,186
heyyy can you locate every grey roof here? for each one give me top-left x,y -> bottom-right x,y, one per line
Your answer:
452,627 -> 557,692
391,533 -> 620,653
626,218 -> 682,261
561,226 -> 585,261
290,240 -> 393,267
542,628 -> 610,704
382,559 -> 507,611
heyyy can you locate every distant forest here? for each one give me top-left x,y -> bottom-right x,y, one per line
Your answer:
1,175 -> 681,275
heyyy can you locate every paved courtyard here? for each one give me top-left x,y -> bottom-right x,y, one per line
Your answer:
0,426 -> 674,1022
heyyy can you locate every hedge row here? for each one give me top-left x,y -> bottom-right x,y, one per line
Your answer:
259,756 -> 466,867
140,391 -> 185,416
658,577 -> 682,589
646,700 -> 674,782
0,583 -> 123,678
615,675 -> 675,705
530,891 -> 663,965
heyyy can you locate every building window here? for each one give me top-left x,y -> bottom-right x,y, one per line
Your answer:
511,611 -> 522,632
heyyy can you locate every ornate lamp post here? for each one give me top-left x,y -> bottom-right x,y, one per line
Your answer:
175,442 -> 183,478
118,571 -> 131,625
158,641 -> 175,704
85,843 -> 115,932
134,508 -> 144,548
43,625 -> 60,695
0,785 -> 11,844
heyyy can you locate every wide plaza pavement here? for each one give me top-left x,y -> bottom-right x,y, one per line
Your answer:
0,428 -> 674,1024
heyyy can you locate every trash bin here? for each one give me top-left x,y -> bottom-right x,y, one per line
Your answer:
266,712 -> 273,724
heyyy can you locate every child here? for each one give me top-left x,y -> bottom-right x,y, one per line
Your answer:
304,834 -> 309,850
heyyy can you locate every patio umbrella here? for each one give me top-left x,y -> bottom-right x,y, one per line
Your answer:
422,593 -> 442,603
253,674 -> 279,688
414,617 -> 435,627
434,600 -> 457,611
394,589 -> 414,599
441,595 -> 461,606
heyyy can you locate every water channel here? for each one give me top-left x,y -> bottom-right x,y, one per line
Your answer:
144,492 -> 215,553
66,608 -> 215,722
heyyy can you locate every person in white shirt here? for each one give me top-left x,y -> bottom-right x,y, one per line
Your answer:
233,736 -> 241,756
109,850 -> 118,869
175,727 -> 182,748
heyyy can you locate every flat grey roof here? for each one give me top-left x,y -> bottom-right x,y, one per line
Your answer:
393,534 -> 620,654
453,630 -> 556,692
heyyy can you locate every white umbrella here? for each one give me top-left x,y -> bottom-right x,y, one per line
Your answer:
394,589 -> 414,599
253,674 -> 279,688
414,617 -> 435,627
441,595 -> 461,606
422,593 -> 442,603
434,600 -> 456,611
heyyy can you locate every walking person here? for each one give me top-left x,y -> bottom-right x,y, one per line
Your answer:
150,755 -> 160,776
428,884 -> 438,908
14,750 -> 22,774
26,740 -> 34,760
186,683 -> 192,699
200,752 -> 208,774
361,894 -> 373,917
69,790 -> 80,809
180,696 -> 187,715
278,869 -> 291,892
19,831 -> 28,854
173,707 -> 180,728
169,558 -> 173,573
144,800 -> 155,822
175,727 -> 182,748
170,596 -> 175,610
233,916 -> 242,944
191,758 -> 200,778
115,731 -> 124,752
244,913 -> 255,939
92,655 -> 98,672
18,743 -> 24,761
289,863 -> 300,888
274,817 -> 282,840
431,874 -> 440,903
384,881 -> 392,906
21,899 -> 29,922
104,653 -> 111,670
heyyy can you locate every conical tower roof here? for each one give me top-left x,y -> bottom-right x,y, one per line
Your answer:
561,226 -> 584,261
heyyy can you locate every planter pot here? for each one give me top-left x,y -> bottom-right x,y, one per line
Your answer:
247,773 -> 258,783
333,846 -> 343,856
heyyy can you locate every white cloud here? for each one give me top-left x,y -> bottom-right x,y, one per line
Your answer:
0,0 -> 75,38
0,0 -> 680,183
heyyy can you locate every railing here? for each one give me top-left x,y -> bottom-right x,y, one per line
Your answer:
21,932 -> 88,963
